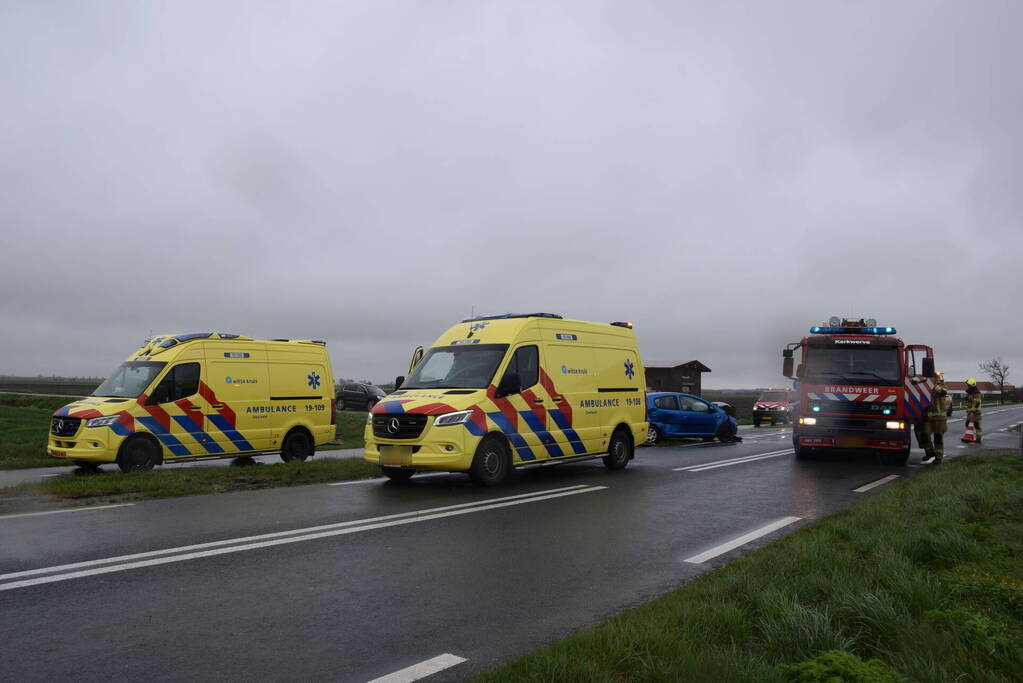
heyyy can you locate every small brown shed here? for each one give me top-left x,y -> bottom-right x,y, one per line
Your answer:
644,360 -> 712,395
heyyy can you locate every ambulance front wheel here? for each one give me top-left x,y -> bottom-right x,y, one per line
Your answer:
602,428 -> 632,470
117,435 -> 161,472
280,429 -> 313,463
469,435 -> 511,486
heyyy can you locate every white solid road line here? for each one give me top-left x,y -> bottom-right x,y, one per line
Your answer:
0,485 -> 592,582
673,449 -> 792,472
368,654 -> 468,683
0,485 -> 606,591
0,503 -> 135,522
685,516 -> 802,564
853,474 -> 900,493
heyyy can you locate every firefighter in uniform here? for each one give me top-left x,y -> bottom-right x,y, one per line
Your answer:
964,378 -> 983,443
917,372 -> 950,463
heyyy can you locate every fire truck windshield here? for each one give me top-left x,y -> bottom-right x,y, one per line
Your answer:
804,347 -> 900,386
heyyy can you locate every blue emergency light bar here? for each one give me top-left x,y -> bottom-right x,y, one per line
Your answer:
810,326 -> 896,335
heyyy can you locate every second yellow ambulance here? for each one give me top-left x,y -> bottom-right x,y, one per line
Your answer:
364,313 -> 647,485
48,333 -> 336,471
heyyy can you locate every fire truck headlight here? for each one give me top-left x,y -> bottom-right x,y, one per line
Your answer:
434,410 -> 474,426
885,421 -> 905,430
800,417 -> 817,426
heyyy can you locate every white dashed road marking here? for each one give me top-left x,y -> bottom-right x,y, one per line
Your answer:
0,504 -> 135,522
685,516 -> 802,564
674,449 -> 791,472
368,654 -> 468,683
853,475 -> 900,493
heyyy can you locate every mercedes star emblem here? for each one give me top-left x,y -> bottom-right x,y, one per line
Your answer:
387,417 -> 400,434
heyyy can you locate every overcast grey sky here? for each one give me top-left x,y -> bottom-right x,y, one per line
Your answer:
1,1 -> 1019,388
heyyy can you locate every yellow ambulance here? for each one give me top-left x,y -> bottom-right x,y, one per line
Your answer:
364,313 -> 647,485
48,333 -> 336,471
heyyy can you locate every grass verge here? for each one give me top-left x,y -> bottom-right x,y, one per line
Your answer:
0,395 -> 69,468
7,456 -> 382,506
477,453 -> 1023,682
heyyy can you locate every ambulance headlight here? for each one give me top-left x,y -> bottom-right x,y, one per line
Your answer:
885,421 -> 905,430
366,413 -> 373,425
434,410 -> 474,426
86,415 -> 121,428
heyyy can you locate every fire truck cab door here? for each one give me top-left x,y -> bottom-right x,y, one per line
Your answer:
905,345 -> 934,381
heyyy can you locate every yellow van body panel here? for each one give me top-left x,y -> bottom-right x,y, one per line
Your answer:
364,317 -> 647,472
48,334 -> 335,465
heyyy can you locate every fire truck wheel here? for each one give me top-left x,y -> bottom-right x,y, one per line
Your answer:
644,425 -> 661,446
753,418 -> 761,428
117,435 -> 161,472
469,434 -> 511,486
795,446 -> 812,459
603,428 -> 632,470
887,449 -> 910,466
381,466 -> 415,482
280,429 -> 312,463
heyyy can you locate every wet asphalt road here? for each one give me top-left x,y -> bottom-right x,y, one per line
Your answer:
1,405 -> 1021,682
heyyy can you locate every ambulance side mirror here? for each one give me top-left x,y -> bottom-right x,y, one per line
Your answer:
394,376 -> 404,390
497,372 -> 521,398
921,357 -> 935,378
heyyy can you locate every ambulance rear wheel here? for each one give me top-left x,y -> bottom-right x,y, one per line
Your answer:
117,436 -> 161,472
602,428 -> 632,470
381,466 -> 415,482
469,435 -> 511,486
280,430 -> 312,463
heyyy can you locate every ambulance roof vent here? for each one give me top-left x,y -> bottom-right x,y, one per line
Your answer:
461,312 -> 564,322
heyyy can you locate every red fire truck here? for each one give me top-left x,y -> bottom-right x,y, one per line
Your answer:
782,318 -> 936,464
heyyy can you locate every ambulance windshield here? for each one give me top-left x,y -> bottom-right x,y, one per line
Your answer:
404,344 -> 509,389
92,361 -> 167,398
804,347 -> 900,386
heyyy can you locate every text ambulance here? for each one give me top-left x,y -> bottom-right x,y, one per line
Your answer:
364,313 -> 647,486
48,333 -> 336,471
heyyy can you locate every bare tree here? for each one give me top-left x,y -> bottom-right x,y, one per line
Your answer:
979,357 -> 1011,404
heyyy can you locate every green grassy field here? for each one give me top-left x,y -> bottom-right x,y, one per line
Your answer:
478,454 -> 1023,682
0,394 -> 69,468
0,393 -> 368,469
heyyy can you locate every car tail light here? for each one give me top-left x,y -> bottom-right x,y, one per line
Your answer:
330,398 -> 336,425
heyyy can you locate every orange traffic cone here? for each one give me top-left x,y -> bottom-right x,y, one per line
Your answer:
961,420 -> 977,443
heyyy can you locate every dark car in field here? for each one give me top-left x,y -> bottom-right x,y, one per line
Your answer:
644,392 -> 738,445
337,383 -> 386,411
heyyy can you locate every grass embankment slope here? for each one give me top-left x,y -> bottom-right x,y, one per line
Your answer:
0,395 -> 68,468
0,393 -> 368,469
479,454 -> 1023,682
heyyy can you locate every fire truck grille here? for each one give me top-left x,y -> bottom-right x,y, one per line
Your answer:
815,400 -> 895,416
372,414 -> 428,440
51,417 -> 82,437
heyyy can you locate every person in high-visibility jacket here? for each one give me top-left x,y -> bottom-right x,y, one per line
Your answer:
918,372 -> 951,463
964,377 -> 983,443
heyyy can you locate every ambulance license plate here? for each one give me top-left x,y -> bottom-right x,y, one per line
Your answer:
50,449 -> 67,458
838,435 -> 867,448
379,445 -> 412,466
